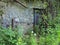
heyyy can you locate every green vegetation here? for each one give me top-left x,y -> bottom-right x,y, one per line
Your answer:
0,23 -> 60,45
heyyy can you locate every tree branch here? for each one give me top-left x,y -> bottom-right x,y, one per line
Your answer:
14,0 -> 27,8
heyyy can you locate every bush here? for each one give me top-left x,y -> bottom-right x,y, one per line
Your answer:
0,26 -> 17,45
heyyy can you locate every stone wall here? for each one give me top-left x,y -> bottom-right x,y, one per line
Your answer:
0,1 -> 33,33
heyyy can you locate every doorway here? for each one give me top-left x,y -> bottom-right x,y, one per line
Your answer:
33,8 -> 46,25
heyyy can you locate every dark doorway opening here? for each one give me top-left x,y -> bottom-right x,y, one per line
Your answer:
33,8 -> 46,25
33,8 -> 48,35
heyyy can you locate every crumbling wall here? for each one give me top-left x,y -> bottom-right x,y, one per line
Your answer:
0,1 -> 33,33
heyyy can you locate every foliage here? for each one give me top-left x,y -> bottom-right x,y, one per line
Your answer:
39,36 -> 45,45
0,26 -> 17,45
29,33 -> 37,45
16,37 -> 26,45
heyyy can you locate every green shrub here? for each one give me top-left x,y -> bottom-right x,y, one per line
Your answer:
39,36 -> 45,45
0,26 -> 17,45
29,33 -> 37,45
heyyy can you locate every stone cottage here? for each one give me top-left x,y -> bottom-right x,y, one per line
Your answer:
0,0 -> 47,33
